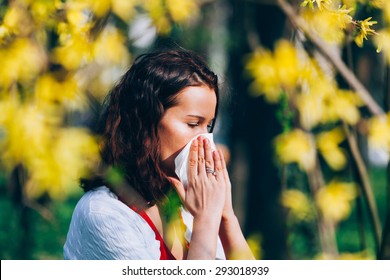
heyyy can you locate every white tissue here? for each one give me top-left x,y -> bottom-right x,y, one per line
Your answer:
174,133 -> 217,189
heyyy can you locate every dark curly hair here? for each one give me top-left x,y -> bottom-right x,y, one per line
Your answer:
81,48 -> 219,205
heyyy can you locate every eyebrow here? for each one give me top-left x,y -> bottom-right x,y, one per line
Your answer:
186,115 -> 215,122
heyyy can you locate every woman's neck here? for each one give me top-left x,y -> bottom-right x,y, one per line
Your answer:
115,185 -> 151,213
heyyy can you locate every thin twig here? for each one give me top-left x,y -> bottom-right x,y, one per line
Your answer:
343,123 -> 382,252
276,0 -> 383,116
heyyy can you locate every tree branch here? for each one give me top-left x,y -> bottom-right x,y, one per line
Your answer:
276,0 -> 384,116
343,123 -> 382,253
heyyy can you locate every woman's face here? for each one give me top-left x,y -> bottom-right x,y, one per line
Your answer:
158,85 -> 217,176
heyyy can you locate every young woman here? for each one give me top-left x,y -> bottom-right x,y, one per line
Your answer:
63,48 -> 255,260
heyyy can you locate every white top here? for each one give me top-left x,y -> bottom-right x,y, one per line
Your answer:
63,186 -> 160,259
63,186 -> 226,260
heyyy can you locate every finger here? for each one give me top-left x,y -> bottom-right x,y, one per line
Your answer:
197,136 -> 206,175
213,150 -> 223,180
188,138 -> 198,178
218,149 -> 229,182
204,138 -> 214,175
167,176 -> 186,202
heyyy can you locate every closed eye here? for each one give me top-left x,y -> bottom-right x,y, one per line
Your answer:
188,123 -> 199,128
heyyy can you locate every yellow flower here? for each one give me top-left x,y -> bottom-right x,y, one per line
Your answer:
143,0 -> 172,34
30,0 -> 58,27
274,40 -> 300,90
316,127 -> 347,170
354,17 -> 378,47
0,38 -> 46,87
52,33 -> 93,70
2,4 -> 33,36
80,0 -> 111,17
301,6 -> 353,44
275,129 -> 316,171
296,70 -> 337,129
246,40 -> 303,102
93,27 -> 130,66
281,189 -> 315,222
368,114 -> 390,151
0,103 -> 52,170
0,94 -> 98,200
26,128 -> 100,200
66,2 -> 91,29
296,93 -> 325,130
301,0 -> 332,10
316,180 -> 357,224
0,25 -> 11,44
246,48 -> 281,102
111,0 -> 137,21
34,73 -> 80,105
0,96 -> 18,129
324,90 -> 362,125
166,0 -> 199,23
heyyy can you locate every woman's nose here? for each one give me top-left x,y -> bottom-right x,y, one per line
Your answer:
201,126 -> 209,134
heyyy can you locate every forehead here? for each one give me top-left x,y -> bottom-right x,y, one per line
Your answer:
174,86 -> 217,117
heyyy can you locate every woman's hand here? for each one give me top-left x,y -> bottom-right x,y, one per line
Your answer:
168,136 -> 229,259
168,136 -> 254,259
170,136 -> 226,220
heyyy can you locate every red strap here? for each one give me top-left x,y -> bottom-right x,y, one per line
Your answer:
137,211 -> 176,260
121,199 -> 176,260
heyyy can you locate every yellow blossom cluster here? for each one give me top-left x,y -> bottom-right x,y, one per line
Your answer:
246,40 -> 363,130
301,4 -> 353,44
0,38 -> 46,87
316,127 -> 347,170
354,17 -> 378,47
274,126 -> 350,172
281,189 -> 315,222
315,180 -> 357,224
368,114 -> 390,152
0,97 -> 99,199
143,0 -> 200,34
75,0 -> 137,21
0,0 -> 203,201
274,129 -> 317,171
246,40 -> 305,103
300,0 -> 377,47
